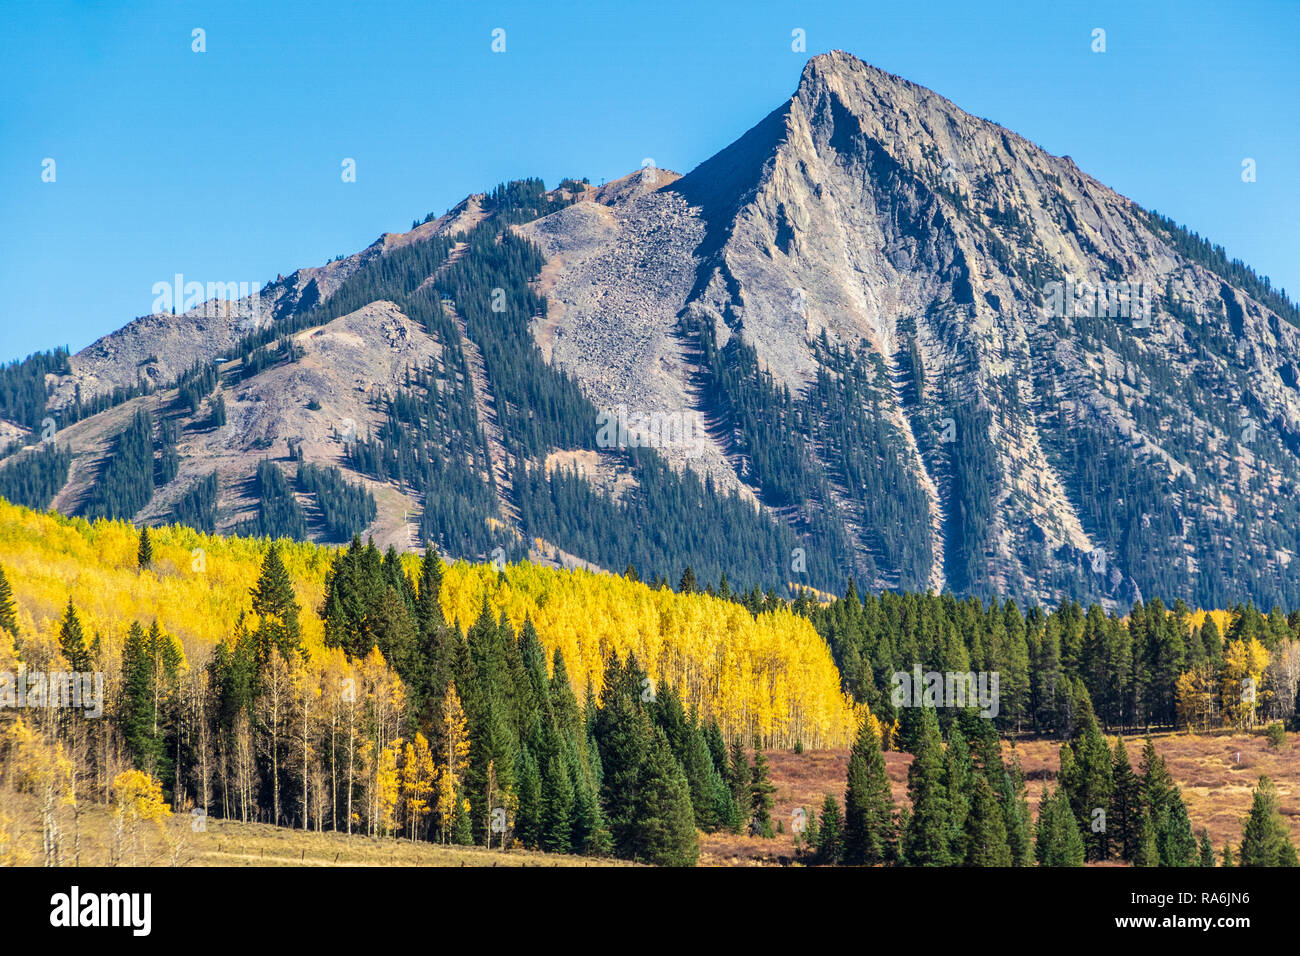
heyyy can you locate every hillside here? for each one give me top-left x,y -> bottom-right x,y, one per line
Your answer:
4,52 -> 1300,613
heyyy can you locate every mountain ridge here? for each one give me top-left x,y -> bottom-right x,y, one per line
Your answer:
5,51 -> 1300,611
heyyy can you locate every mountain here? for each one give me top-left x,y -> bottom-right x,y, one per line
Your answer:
4,50 -> 1300,611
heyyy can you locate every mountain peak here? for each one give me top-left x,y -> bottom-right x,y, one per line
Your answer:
797,50 -> 914,97
800,49 -> 871,81
7,54 -> 1300,612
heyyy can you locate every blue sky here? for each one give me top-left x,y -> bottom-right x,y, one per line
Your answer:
1,0 -> 1296,364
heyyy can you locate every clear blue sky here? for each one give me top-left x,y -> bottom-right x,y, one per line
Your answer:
2,0 -> 1296,364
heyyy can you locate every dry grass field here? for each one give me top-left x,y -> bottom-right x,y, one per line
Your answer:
699,730 -> 1299,866
1,799 -> 635,867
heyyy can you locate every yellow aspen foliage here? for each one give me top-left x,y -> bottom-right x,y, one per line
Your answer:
400,732 -> 435,840
111,769 -> 171,823
0,499 -> 329,659
110,768 -> 171,865
1188,609 -> 1232,637
0,807 -> 31,866
435,559 -> 859,746
0,623 -> 19,738
0,498 -> 857,748
361,646 -> 405,753
374,742 -> 401,837
436,687 -> 470,838
0,624 -> 16,675
2,715 -> 74,801
1174,666 -> 1218,731
435,683 -> 470,843
3,714 -> 75,866
1221,637 -> 1270,728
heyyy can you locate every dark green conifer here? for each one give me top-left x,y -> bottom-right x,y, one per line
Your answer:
902,709 -> 951,865
842,718 -> 897,865
749,736 -> 776,838
1198,828 -> 1215,866
1110,736 -> 1143,861
250,543 -> 301,664
1034,787 -> 1085,866
137,525 -> 153,570
1239,775 -> 1298,866
816,794 -> 844,865
634,727 -> 698,866
964,774 -> 1012,866
0,563 -> 16,637
58,597 -> 92,671
728,737 -> 751,833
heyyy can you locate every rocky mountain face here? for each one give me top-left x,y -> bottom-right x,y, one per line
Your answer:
5,51 -> 1300,610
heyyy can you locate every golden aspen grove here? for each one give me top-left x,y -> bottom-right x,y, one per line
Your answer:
0,500 -> 857,745
0,498 -> 861,866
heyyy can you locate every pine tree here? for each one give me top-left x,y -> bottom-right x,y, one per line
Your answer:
1238,775 -> 1298,866
593,655 -> 651,858
415,545 -> 446,634
1198,828 -> 1216,866
250,543 -> 301,665
137,525 -> 153,571
842,717 -> 897,865
58,597 -> 92,671
1134,812 -> 1159,866
1139,736 -> 1197,866
1220,842 -> 1234,867
902,709 -> 951,865
0,562 -> 15,637
1154,793 -> 1199,867
942,725 -> 973,862
451,792 -> 474,845
677,566 -> 696,594
635,727 -> 699,866
728,737 -> 751,834
964,773 -> 1012,866
999,764 -> 1033,866
678,721 -> 722,833
1109,735 -> 1144,862
800,804 -> 819,857
1034,786 -> 1085,866
816,794 -> 844,865
1061,710 -> 1113,861
1138,736 -> 1174,809
749,737 -> 776,838
540,753 -> 575,853
516,748 -> 543,849
119,621 -> 161,772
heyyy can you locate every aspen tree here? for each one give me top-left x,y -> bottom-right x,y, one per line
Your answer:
401,732 -> 435,840
257,649 -> 292,825
436,683 -> 470,843
110,769 -> 170,866
3,716 -> 73,866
